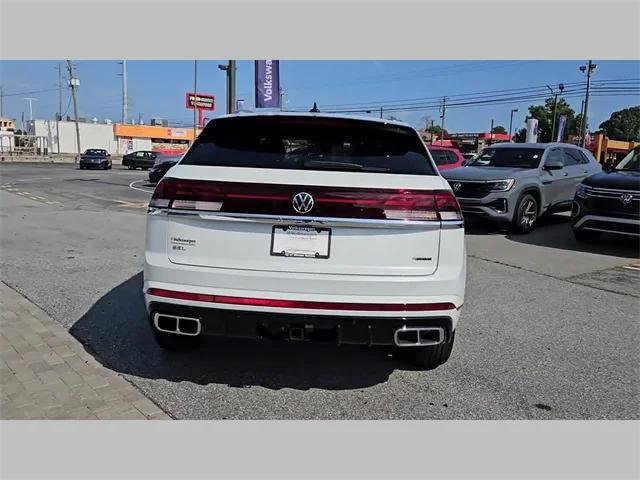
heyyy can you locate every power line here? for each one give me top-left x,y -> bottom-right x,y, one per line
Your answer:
1,87 -> 58,97
317,87 -> 639,115
290,78 -> 639,111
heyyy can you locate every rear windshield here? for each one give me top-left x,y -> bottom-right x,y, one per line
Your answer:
180,116 -> 437,175
470,147 -> 544,169
85,149 -> 106,155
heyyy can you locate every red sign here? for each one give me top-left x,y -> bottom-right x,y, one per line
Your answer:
185,92 -> 215,111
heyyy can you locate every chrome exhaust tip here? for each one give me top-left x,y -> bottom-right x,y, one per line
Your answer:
394,326 -> 445,347
153,313 -> 201,336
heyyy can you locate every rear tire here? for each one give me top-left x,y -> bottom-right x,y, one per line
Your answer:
152,329 -> 200,351
510,193 -> 538,234
394,331 -> 455,369
573,228 -> 599,243
128,164 -> 135,170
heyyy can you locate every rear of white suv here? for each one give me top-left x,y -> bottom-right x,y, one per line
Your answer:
144,113 -> 466,368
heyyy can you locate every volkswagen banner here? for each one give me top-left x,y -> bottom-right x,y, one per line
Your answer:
255,60 -> 280,109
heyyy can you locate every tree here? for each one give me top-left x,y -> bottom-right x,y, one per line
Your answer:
515,97 -> 581,143
491,125 -> 507,134
598,106 -> 640,141
425,125 -> 448,135
514,128 -> 527,143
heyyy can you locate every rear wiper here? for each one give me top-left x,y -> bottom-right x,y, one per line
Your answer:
303,160 -> 389,172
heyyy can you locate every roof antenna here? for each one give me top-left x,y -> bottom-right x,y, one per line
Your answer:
309,102 -> 320,113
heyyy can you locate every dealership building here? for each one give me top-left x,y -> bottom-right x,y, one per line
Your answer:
26,119 -> 200,155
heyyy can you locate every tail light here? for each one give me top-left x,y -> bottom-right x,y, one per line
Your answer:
150,178 -> 462,222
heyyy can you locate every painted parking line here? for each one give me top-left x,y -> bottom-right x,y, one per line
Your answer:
129,180 -> 155,193
622,263 -> 640,271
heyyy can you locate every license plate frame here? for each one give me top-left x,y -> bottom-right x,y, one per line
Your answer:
270,225 -> 331,259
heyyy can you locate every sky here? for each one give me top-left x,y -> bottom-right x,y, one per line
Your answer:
1,60 -> 638,133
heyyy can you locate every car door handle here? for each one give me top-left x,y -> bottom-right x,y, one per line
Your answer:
563,172 -> 568,176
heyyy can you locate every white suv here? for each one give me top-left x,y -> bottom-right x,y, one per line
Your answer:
144,113 -> 466,368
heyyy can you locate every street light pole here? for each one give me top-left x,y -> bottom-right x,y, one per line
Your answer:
218,61 -> 237,115
193,60 -> 197,143
489,119 -> 494,146
509,108 -> 518,142
24,97 -> 37,121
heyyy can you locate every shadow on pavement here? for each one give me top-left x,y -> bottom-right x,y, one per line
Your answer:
505,214 -> 640,259
70,272 -> 400,391
465,214 -> 639,259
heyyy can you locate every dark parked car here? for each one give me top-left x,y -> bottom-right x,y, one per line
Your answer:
148,155 -> 181,184
572,146 -> 640,241
79,149 -> 111,170
122,150 -> 158,170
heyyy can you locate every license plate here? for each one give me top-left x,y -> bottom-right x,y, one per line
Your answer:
271,226 -> 331,259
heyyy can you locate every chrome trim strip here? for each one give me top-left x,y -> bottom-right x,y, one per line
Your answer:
443,179 -> 497,183
156,208 -> 464,229
574,215 -> 640,228
586,186 -> 640,195
581,227 -> 640,237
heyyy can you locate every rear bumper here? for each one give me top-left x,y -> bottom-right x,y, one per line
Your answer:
147,300 -> 454,346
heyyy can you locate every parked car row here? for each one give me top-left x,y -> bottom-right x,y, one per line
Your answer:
78,149 -> 181,183
433,143 -> 639,239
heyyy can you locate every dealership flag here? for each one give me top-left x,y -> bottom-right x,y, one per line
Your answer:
255,60 -> 280,109
556,115 -> 567,142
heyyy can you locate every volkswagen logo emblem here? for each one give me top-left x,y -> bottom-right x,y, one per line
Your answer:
620,193 -> 634,205
452,182 -> 462,192
292,192 -> 314,214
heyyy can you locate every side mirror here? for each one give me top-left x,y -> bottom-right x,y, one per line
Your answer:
544,160 -> 563,171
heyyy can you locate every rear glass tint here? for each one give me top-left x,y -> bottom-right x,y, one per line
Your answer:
180,116 -> 437,175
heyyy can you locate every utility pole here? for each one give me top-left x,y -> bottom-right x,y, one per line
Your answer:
579,60 -> 597,147
439,97 -> 447,146
380,106 -> 383,118
66,60 -> 81,163
118,60 -> 128,124
56,63 -> 62,153
509,108 -> 518,142
1,85 -> 4,117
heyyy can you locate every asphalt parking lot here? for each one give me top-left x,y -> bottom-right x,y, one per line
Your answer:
1,162 -> 639,419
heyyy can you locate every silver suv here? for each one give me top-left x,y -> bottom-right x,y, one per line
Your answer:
441,143 -> 601,233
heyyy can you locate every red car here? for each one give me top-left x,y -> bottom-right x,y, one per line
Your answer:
427,146 -> 465,171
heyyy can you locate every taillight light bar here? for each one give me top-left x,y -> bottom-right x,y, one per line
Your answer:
149,178 -> 462,222
147,288 -> 456,312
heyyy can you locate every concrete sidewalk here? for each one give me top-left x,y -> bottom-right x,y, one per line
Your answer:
0,282 -> 170,420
